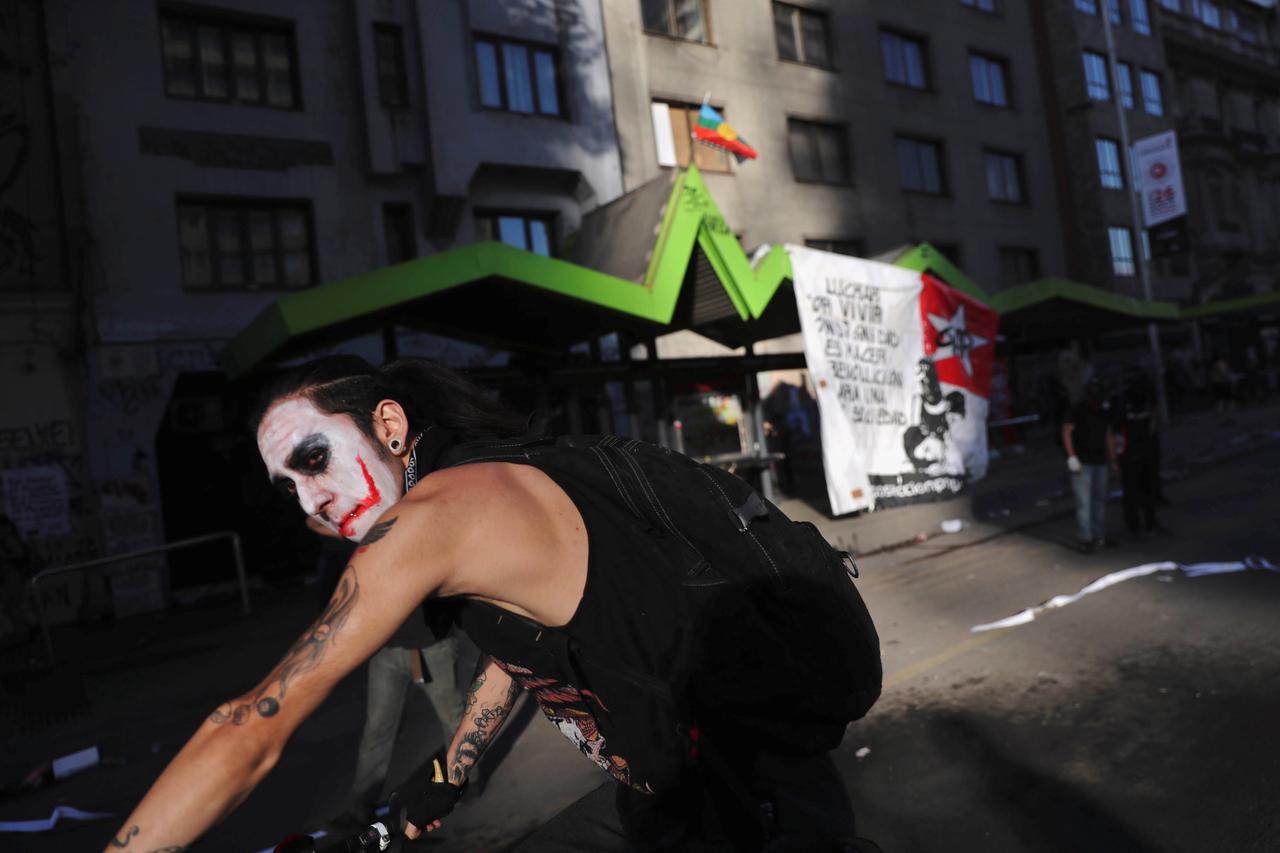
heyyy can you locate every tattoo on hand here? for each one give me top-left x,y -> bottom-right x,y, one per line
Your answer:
208,565 -> 360,726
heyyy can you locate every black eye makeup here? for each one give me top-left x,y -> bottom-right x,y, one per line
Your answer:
287,433 -> 331,477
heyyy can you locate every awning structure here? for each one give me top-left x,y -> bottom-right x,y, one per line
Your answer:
223,164 -> 1274,378
990,277 -> 1180,345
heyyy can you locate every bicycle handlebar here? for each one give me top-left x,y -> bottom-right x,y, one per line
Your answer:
273,820 -> 393,853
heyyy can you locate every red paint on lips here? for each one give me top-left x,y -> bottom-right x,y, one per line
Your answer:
339,455 -> 382,538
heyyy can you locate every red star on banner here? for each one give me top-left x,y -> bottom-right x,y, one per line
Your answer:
918,273 -> 999,398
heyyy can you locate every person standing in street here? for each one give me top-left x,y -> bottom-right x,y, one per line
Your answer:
1117,377 -> 1164,539
1062,376 -> 1119,552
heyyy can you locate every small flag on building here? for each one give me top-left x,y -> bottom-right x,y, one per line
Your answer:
693,103 -> 757,163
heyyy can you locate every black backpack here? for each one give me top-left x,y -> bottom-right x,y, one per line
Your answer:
446,434 -> 882,785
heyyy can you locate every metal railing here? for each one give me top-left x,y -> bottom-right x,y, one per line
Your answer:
27,531 -> 251,665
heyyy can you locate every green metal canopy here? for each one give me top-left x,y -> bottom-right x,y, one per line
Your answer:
223,162 -> 1264,378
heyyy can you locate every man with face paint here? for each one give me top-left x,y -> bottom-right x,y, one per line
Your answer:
107,356 -> 879,853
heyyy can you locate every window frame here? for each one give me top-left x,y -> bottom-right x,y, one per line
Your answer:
773,2 -> 834,69
1108,225 -> 1136,277
175,195 -> 317,292
969,51 -> 1011,107
895,134 -> 948,196
787,117 -> 852,186
1116,60 -> 1135,109
879,28 -> 930,91
655,100 -> 733,173
983,148 -> 1026,204
960,0 -> 1000,14
373,22 -> 410,110
1083,50 -> 1111,101
640,0 -> 711,44
157,5 -> 302,109
1131,0 -> 1152,34
1096,136 -> 1125,189
475,209 -> 558,256
996,246 -> 1040,289
1075,0 -> 1099,14
473,34 -> 565,118
1139,69 -> 1164,115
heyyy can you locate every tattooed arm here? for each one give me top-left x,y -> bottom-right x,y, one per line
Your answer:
405,654 -> 523,839
103,513 -> 445,852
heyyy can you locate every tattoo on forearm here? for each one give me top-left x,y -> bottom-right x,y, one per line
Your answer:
111,826 -> 139,847
208,565 -> 360,726
448,657 -> 524,784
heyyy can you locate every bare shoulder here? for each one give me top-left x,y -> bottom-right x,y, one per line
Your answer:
401,462 -> 588,621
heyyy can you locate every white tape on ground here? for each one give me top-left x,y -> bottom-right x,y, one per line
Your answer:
972,556 -> 1278,633
0,805 -> 114,833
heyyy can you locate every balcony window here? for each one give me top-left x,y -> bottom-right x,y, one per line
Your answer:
1117,61 -> 1134,109
373,24 -> 408,108
1106,0 -> 1122,25
984,150 -> 1024,202
177,198 -> 314,290
997,248 -> 1039,289
1140,70 -> 1164,115
477,212 -> 555,256
1191,0 -> 1221,28
788,118 -> 850,184
881,30 -> 928,90
641,0 -> 708,43
159,9 -> 299,108
475,36 -> 561,116
1108,226 -> 1135,276
970,53 -> 1009,107
1096,137 -> 1124,189
1083,51 -> 1110,101
896,135 -> 945,195
1131,0 -> 1152,34
651,101 -> 731,172
773,3 -> 832,67
383,204 -> 416,265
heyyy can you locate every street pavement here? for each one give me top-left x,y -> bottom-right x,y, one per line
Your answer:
2,403 -> 1278,852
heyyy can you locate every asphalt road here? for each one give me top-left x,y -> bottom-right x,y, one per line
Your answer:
3,433 -> 1277,852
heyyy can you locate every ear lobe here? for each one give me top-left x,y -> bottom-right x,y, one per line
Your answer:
372,399 -> 410,446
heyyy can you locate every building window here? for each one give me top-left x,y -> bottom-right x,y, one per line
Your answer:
652,101 -> 731,172
1158,0 -> 1179,11
787,119 -> 850,184
961,0 -> 998,12
1192,0 -> 1221,28
984,150 -> 1024,202
159,9 -> 299,108
896,135 -> 945,195
1075,0 -> 1098,13
805,238 -> 865,256
373,24 -> 409,108
1131,0 -> 1152,34
1096,137 -> 1124,189
880,31 -> 928,90
477,212 -> 554,256
1106,0 -> 1122,24
1083,51 -> 1110,101
997,247 -> 1039,289
641,0 -> 708,43
1116,61 -> 1134,108
475,36 -> 561,116
1140,70 -> 1164,115
1108,226 -> 1135,276
176,198 -> 313,290
383,204 -> 415,265
773,3 -> 832,68
970,53 -> 1009,106
1231,11 -> 1260,43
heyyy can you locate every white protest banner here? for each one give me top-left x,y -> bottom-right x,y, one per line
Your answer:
787,247 -> 999,515
1133,130 -> 1186,227
1,465 -> 70,539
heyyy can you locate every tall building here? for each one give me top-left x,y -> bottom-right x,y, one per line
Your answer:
603,0 -> 1067,295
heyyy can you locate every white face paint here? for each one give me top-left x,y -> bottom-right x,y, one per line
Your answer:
257,397 -> 404,541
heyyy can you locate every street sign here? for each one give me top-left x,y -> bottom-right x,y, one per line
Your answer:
1133,131 -> 1187,228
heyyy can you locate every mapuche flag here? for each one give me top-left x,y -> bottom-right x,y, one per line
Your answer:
693,104 -> 757,163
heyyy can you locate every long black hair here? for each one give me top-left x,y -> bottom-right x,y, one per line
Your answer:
249,355 -> 529,442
